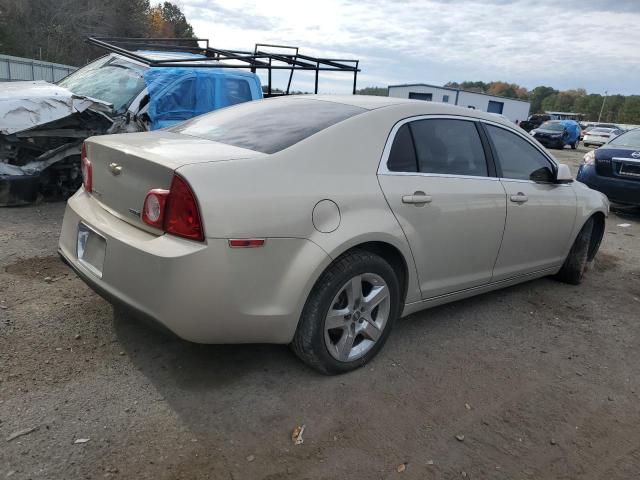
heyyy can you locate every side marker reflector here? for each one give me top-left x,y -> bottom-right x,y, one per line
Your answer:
228,239 -> 266,248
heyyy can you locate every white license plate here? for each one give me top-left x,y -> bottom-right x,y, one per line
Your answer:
77,223 -> 106,278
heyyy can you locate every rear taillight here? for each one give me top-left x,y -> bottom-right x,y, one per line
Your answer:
142,189 -> 169,228
81,143 -> 92,193
142,174 -> 204,242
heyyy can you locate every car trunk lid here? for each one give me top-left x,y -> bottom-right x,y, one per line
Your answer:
86,131 -> 263,231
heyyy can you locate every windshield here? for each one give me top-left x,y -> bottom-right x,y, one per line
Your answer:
608,129 -> 640,148
590,128 -> 613,134
171,99 -> 366,154
58,55 -> 147,113
540,122 -> 564,131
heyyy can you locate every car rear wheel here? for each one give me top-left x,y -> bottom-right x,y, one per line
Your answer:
555,218 -> 594,285
291,250 -> 400,374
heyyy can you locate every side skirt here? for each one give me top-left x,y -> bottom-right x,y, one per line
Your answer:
401,266 -> 560,317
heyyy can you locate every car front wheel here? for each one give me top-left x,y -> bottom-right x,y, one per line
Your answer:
291,250 -> 400,374
555,217 -> 594,285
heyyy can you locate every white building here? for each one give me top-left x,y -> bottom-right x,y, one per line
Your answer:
388,83 -> 531,123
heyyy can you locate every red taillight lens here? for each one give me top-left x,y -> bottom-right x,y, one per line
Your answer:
164,175 -> 204,241
142,174 -> 204,241
81,143 -> 92,193
142,189 -> 169,228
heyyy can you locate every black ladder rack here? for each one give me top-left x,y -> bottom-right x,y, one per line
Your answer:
87,37 -> 360,95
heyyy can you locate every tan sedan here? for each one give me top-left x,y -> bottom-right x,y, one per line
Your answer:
58,95 -> 608,374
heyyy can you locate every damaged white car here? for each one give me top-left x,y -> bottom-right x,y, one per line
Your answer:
0,50 -> 263,206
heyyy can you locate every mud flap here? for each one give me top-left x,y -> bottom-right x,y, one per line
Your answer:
0,174 -> 40,206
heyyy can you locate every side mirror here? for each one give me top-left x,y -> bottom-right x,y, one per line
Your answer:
555,163 -> 573,183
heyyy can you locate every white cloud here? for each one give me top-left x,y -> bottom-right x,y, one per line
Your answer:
179,0 -> 640,94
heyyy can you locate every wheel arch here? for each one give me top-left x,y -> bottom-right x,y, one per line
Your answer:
587,211 -> 606,261
320,237 -> 417,309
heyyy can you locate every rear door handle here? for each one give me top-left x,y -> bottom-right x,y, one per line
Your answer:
510,192 -> 528,204
402,192 -> 432,205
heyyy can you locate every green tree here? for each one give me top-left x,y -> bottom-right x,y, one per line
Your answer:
619,96 -> 640,124
0,0 -> 193,66
356,86 -> 387,96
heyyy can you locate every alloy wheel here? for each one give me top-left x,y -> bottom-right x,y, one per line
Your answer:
323,273 -> 391,362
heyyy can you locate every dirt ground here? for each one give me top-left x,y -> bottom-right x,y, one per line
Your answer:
1,145 -> 640,480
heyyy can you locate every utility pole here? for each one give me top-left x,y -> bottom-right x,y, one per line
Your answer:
598,90 -> 608,122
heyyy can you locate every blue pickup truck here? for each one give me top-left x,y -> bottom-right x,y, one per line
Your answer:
530,120 -> 581,150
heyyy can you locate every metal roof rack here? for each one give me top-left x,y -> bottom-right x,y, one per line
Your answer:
87,37 -> 360,95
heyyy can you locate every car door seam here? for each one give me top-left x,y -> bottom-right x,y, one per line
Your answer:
490,179 -> 509,283
375,173 -> 423,300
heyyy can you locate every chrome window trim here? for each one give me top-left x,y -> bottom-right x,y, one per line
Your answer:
377,114 -> 497,180
378,114 -> 560,182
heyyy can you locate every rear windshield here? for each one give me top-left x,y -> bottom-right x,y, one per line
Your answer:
170,99 -> 366,154
608,129 -> 640,148
590,128 -> 613,134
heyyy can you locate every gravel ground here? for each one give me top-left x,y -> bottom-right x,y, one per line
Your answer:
1,145 -> 640,480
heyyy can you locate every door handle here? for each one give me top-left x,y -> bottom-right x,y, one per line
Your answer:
402,192 -> 432,205
510,192 -> 528,203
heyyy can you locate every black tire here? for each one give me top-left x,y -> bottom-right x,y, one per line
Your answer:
291,250 -> 401,374
571,140 -> 578,150
555,218 -> 594,285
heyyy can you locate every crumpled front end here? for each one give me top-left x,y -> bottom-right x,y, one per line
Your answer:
0,80 -> 115,206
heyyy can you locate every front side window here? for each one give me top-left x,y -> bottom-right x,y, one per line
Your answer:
486,124 -> 554,182
154,76 -> 197,117
172,99 -> 365,154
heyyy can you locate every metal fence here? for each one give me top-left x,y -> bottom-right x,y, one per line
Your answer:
0,54 -> 77,83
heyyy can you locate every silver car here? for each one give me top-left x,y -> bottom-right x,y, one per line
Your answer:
58,95 -> 608,374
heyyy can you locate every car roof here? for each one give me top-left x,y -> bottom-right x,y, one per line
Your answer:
282,95 -> 516,127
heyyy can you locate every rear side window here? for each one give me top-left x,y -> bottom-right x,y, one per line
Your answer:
172,99 -> 365,154
411,119 -> 488,176
485,125 -> 554,181
387,124 -> 417,172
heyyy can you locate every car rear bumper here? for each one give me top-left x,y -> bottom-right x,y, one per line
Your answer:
576,164 -> 640,206
58,189 -> 331,344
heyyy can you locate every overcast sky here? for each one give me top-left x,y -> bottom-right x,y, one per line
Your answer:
180,0 -> 640,95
